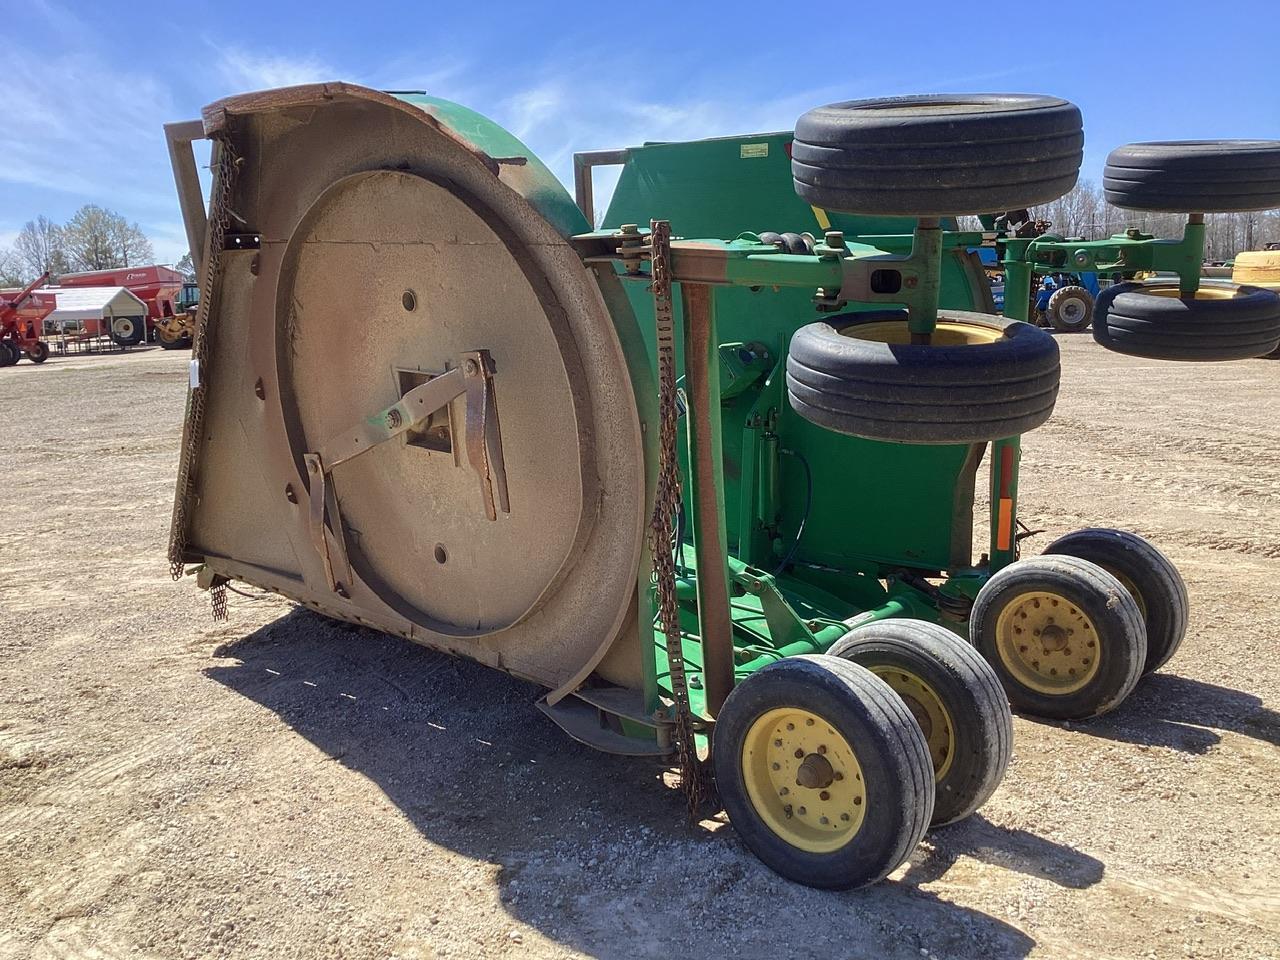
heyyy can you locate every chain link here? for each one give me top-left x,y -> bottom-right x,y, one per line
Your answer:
648,220 -> 709,816
210,581 -> 228,622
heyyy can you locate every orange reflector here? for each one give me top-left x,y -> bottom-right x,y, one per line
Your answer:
997,497 -> 1014,551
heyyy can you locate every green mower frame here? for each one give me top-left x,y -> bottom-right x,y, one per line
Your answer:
564,132 -> 1139,743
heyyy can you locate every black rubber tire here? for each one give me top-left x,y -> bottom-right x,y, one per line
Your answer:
1043,529 -> 1188,674
158,332 -> 192,350
786,309 -> 1060,443
1103,141 -> 1280,213
827,620 -> 1012,827
791,94 -> 1082,216
0,341 -> 18,367
27,341 -> 49,364
713,654 -> 934,889
971,555 -> 1146,720
1046,285 -> 1094,332
110,316 -> 145,347
1093,281 -> 1280,361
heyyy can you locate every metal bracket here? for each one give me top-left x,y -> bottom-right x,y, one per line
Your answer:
733,570 -> 818,649
303,349 -> 510,592
223,232 -> 261,251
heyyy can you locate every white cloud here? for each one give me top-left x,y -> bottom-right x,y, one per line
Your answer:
0,47 -> 178,207
212,45 -> 337,91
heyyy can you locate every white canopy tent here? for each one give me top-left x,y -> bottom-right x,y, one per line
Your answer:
44,286 -> 147,327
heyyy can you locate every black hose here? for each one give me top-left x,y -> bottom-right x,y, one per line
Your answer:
772,448 -> 812,576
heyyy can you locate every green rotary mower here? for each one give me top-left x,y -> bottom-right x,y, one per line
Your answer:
164,85 -> 1280,889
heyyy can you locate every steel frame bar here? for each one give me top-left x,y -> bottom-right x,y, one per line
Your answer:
681,283 -> 735,716
164,120 -> 209,275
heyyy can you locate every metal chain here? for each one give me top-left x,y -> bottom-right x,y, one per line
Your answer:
169,132 -> 239,585
648,219 -> 709,817
210,581 -> 228,622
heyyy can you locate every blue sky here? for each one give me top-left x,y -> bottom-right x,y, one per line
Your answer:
3,0 -> 1278,264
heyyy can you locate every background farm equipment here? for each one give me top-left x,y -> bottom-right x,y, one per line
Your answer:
57,264 -> 185,346
980,213 -> 1102,331
1231,245 -> 1280,357
996,141 -> 1280,359
164,84 -> 1280,890
0,272 -> 54,365
152,280 -> 200,350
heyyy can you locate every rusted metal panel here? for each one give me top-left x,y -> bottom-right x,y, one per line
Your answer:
174,85 -> 647,694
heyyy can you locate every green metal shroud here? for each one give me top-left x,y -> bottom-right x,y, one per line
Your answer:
597,132 -> 1023,726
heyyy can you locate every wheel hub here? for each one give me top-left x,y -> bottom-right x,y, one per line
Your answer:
795,752 -> 835,790
994,590 -> 1100,694
1040,623 -> 1069,651
741,707 -> 867,853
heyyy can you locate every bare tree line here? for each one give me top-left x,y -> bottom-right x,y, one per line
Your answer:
963,179 -> 1280,260
0,206 -> 156,287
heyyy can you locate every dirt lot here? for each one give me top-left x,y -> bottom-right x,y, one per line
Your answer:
1,340 -> 1278,960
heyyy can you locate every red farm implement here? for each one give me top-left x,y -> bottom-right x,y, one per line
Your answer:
0,272 -> 54,366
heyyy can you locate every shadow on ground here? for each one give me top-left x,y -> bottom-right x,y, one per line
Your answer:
204,608 -> 1105,959
1025,672 -> 1280,754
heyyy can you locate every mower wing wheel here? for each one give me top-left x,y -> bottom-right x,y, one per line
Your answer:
713,655 -> 933,889
791,93 -> 1082,216
970,555 -> 1146,720
1093,281 -> 1280,361
1103,140 -> 1280,213
828,619 -> 1012,827
1043,528 -> 1188,674
786,310 -> 1060,443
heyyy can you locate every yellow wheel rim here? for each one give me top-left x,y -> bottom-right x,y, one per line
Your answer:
1138,283 -> 1242,301
741,707 -> 867,853
995,590 -> 1100,695
869,667 -> 955,781
839,319 -> 1003,346
1103,567 -> 1147,620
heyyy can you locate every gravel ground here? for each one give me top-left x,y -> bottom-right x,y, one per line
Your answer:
1,340 -> 1278,960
